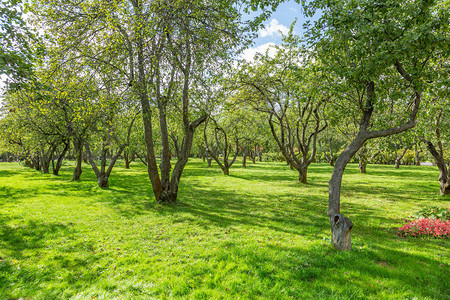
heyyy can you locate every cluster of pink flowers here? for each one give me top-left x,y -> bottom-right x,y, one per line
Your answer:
398,218 -> 450,238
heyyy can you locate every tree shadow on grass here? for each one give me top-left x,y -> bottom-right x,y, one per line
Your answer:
249,242 -> 449,298
0,214 -> 112,299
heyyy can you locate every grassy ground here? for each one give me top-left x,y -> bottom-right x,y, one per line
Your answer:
0,159 -> 448,299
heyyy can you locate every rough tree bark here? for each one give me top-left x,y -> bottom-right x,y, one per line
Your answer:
423,110 -> 450,195
72,139 -> 83,181
329,71 -> 421,250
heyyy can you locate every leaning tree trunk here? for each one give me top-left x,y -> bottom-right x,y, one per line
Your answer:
329,75 -> 420,251
425,140 -> 450,195
329,135 -> 366,250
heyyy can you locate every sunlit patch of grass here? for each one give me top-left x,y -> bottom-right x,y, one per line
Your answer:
0,160 -> 448,299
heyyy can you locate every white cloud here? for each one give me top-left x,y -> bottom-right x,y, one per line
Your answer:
240,42 -> 277,62
258,19 -> 289,38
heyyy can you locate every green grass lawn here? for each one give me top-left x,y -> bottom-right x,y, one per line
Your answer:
0,159 -> 449,299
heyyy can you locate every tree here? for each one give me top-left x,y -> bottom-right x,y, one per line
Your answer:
239,36 -> 328,183
420,57 -> 450,195
304,0 -> 449,250
204,116 -> 240,176
30,0 -> 278,203
0,0 -> 36,85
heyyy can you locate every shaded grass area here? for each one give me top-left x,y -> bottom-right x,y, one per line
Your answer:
0,160 -> 449,299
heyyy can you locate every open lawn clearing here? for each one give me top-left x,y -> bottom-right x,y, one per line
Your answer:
0,160 -> 449,299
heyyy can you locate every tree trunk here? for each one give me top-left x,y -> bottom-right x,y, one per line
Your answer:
414,142 -> 421,166
42,158 -> 50,174
222,166 -> 230,176
298,171 -> 307,184
97,174 -> 109,188
242,152 -> 247,168
329,135 -> 366,251
34,156 -> 41,171
424,140 -> 450,195
25,157 -> 33,168
359,161 -> 367,173
358,146 -> 367,174
53,142 -> 70,176
124,153 -> 131,169
72,140 -> 83,181
207,157 -> 212,167
394,159 -> 400,169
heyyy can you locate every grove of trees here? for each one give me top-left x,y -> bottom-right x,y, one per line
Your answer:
0,0 -> 448,251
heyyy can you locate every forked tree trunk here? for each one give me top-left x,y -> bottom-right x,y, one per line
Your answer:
53,142 -> 70,176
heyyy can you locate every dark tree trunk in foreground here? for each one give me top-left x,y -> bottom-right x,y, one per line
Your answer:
72,139 -> 83,181
329,75 -> 420,250
130,2 -> 207,204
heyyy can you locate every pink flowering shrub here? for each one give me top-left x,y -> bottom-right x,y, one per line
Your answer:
398,218 -> 450,238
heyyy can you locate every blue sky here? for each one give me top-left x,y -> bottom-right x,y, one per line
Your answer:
241,1 -> 319,61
